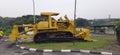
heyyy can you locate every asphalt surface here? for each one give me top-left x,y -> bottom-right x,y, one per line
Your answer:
43,52 -> 101,55
0,41 -> 102,55
0,41 -> 29,55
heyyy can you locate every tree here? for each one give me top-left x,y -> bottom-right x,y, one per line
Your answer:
114,20 -> 120,26
76,18 -> 90,27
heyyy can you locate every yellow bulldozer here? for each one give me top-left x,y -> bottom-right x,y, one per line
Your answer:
0,29 -> 4,43
9,12 -> 92,43
0,29 -> 4,37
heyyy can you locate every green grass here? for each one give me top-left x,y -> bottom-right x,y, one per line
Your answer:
21,34 -> 116,50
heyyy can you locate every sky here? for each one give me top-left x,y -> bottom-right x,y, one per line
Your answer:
0,0 -> 120,19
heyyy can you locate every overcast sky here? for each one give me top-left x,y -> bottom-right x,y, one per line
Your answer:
0,0 -> 120,19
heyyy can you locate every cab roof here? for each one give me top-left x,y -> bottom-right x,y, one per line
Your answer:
41,12 -> 59,16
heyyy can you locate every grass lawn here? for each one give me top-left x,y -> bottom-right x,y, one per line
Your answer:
20,34 -> 116,50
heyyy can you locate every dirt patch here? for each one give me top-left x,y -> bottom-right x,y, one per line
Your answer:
98,39 -> 120,53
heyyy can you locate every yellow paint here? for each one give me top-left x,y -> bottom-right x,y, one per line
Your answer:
9,12 -> 92,42
0,30 -> 4,37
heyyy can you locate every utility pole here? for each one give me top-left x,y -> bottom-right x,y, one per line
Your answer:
108,14 -> 111,18
32,0 -> 36,24
74,0 -> 77,27
108,14 -> 111,22
73,0 -> 77,45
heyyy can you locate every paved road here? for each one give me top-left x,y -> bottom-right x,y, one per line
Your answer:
0,41 -> 101,55
43,52 -> 101,55
0,41 -> 29,55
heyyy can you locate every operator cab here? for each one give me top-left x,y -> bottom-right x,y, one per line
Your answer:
37,12 -> 59,29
